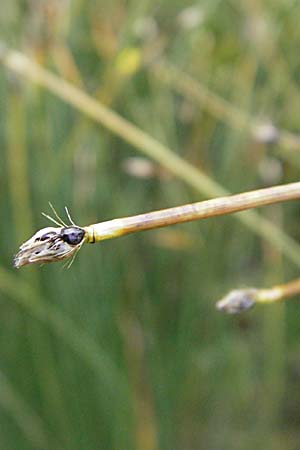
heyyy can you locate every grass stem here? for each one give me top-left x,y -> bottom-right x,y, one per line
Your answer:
2,43 -> 300,266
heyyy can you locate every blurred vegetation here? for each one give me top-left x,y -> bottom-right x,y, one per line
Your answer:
1,1 -> 300,449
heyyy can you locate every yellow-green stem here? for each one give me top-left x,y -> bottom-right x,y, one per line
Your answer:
84,182 -> 300,242
1,44 -> 300,266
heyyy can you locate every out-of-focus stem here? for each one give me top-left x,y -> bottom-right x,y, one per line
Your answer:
216,278 -> 300,314
257,279 -> 300,304
151,61 -> 300,151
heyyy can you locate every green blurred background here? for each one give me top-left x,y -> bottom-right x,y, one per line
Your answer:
1,1 -> 300,449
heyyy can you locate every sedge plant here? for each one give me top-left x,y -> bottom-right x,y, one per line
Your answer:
13,182 -> 300,314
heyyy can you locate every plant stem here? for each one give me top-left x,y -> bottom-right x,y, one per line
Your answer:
2,43 -> 300,266
257,278 -> 300,304
85,182 -> 300,241
216,278 -> 300,314
150,61 -> 300,152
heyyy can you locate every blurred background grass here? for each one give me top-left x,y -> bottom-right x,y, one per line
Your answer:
1,1 -> 300,449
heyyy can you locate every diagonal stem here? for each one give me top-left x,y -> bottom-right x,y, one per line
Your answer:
1,43 -> 300,266
85,182 -> 300,241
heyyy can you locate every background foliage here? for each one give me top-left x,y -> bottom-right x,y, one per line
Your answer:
1,1 -> 300,449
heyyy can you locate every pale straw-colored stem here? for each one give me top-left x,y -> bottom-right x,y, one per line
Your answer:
84,182 -> 300,242
216,278 -> 300,314
2,43 -> 300,266
256,279 -> 300,304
